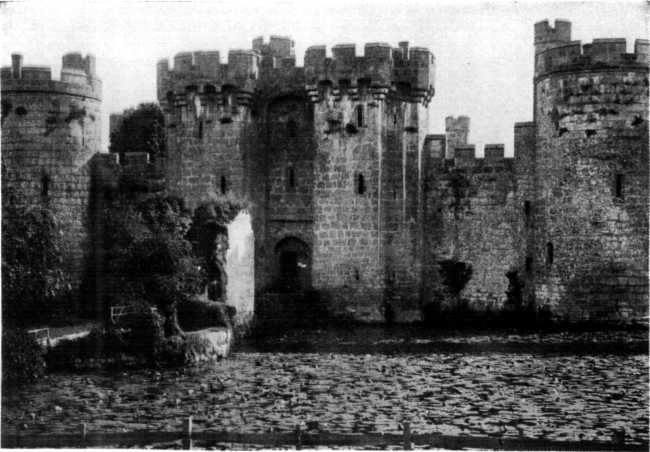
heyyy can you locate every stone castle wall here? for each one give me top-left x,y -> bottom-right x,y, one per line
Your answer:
157,38 -> 435,322
422,140 -> 521,311
310,87 -> 386,321
257,95 -> 316,293
1,53 -> 102,289
4,19 -> 647,326
530,21 -> 649,320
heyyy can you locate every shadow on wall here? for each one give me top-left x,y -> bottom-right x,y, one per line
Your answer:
563,261 -> 649,323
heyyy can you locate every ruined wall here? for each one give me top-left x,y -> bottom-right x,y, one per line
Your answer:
532,25 -> 649,321
225,211 -> 255,327
1,53 -> 102,289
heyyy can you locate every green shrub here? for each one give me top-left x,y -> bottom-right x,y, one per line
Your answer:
2,329 -> 46,385
504,269 -> 524,311
45,328 -> 107,370
438,259 -> 473,297
109,103 -> 165,159
117,302 -> 165,360
46,307 -> 166,370
154,335 -> 188,367
100,196 -> 204,336
2,204 -> 73,327
421,300 -> 443,326
177,297 -> 234,331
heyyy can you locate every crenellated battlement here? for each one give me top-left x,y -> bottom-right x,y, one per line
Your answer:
157,48 -> 260,103
1,52 -> 102,100
304,40 -> 435,104
253,35 -> 295,65
425,142 -> 515,186
534,19 -> 572,53
427,116 -> 513,173
158,37 -> 435,106
535,35 -> 649,78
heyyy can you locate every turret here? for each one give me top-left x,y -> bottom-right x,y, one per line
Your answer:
11,53 -> 22,79
445,116 -> 470,159
534,19 -> 572,54
534,20 -> 648,79
1,52 -> 101,100
61,52 -> 97,83
253,35 -> 295,69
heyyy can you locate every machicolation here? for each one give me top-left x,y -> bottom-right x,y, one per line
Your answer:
2,19 -> 648,326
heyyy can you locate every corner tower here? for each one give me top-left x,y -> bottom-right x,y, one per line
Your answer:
531,20 -> 649,320
1,53 -> 102,290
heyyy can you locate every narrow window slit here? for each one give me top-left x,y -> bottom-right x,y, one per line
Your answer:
220,175 -> 227,195
356,173 -> 366,195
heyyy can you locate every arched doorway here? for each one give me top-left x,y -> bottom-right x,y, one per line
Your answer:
274,237 -> 311,292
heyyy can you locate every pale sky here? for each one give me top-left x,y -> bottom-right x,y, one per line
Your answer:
1,0 -> 647,155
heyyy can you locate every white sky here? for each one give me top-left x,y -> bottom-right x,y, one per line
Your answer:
1,0 -> 647,155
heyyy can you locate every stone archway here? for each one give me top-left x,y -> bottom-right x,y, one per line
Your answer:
274,236 -> 311,292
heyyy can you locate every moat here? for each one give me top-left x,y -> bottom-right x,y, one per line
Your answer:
3,327 -> 648,447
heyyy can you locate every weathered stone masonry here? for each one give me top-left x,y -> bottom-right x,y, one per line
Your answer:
157,38 -> 435,322
3,19 -> 647,325
528,21 -> 649,320
151,20 -> 650,323
1,54 -> 102,288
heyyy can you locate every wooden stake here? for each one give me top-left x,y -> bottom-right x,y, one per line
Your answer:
402,422 -> 412,450
295,424 -> 302,450
184,416 -> 193,450
81,423 -> 87,444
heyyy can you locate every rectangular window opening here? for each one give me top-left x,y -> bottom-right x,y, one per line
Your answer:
615,174 -> 624,198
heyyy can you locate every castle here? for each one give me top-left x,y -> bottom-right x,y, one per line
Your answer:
2,20 -> 648,326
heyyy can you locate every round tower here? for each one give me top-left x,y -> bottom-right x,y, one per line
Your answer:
532,21 -> 649,321
1,52 -> 102,290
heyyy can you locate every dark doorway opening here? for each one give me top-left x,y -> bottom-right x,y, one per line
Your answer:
274,237 -> 311,292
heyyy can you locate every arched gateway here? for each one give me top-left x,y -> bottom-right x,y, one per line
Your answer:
274,236 -> 311,292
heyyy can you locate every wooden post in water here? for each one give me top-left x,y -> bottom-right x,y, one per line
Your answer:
294,424 -> 302,450
402,422 -> 412,450
184,416 -> 193,449
81,423 -> 87,445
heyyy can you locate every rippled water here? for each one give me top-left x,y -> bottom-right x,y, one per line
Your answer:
2,328 -> 648,445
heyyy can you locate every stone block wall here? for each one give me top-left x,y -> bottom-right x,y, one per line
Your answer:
161,90 -> 257,210
533,65 -> 648,321
1,53 -> 102,290
256,95 -> 316,293
513,122 -> 537,303
423,149 -> 520,311
311,89 -> 385,321
381,101 -> 428,322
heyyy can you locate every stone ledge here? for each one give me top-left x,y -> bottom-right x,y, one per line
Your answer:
183,327 -> 233,363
